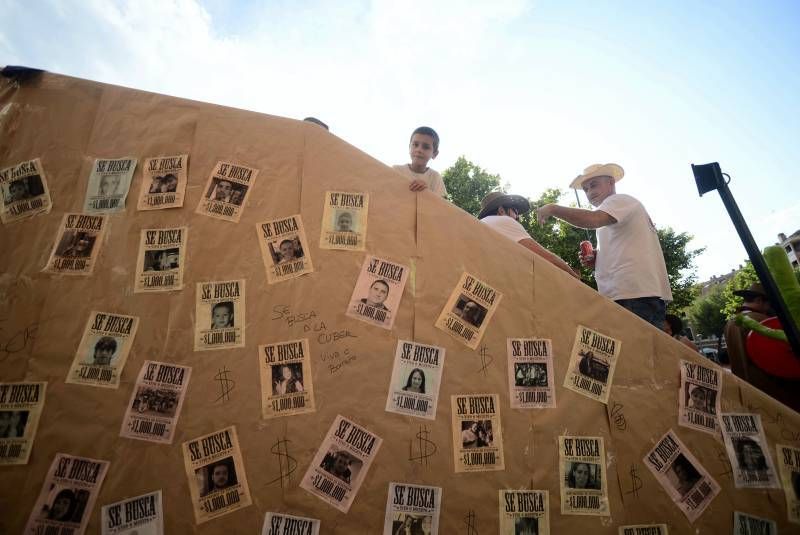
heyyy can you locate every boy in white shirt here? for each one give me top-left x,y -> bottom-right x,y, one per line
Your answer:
392,126 -> 448,198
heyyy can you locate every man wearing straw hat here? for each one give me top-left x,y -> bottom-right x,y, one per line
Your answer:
536,163 -> 672,327
478,191 -> 578,278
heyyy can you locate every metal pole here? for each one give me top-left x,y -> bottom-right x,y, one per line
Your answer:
693,163 -> 800,359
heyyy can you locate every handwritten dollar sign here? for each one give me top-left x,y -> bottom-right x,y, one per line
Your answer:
625,464 -> 642,498
477,345 -> 493,375
463,509 -> 478,534
214,366 -> 235,403
408,424 -> 437,465
266,438 -> 297,489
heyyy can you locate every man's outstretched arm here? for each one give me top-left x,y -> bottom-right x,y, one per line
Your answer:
537,204 -> 616,229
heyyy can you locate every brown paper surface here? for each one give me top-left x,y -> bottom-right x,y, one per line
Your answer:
2,72 -> 800,534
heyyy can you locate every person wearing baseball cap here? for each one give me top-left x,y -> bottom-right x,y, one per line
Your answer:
478,191 -> 578,278
536,164 -> 672,327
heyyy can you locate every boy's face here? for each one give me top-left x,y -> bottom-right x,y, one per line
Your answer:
212,306 -> 231,328
409,134 -> 438,168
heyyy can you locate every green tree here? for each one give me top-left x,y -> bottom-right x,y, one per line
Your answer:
687,285 -> 727,339
519,189 -> 596,282
442,157 -> 705,304
442,156 -> 503,216
657,228 -> 703,312
720,260 -> 800,317
721,261 -> 759,317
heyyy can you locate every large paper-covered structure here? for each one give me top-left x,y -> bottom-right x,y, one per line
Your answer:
1,71 -> 799,534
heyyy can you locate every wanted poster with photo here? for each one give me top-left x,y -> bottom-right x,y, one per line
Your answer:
385,340 -> 445,420
679,360 -> 721,435
66,311 -> 139,389
558,435 -> 609,516
499,489 -> 549,535
320,190 -> 369,251
24,453 -> 110,535
643,429 -> 720,523
618,524 -> 669,535
43,213 -> 108,275
195,279 -> 245,351
435,272 -> 503,349
134,226 -> 188,292
733,511 -> 777,535
451,394 -> 505,473
182,426 -> 252,524
776,443 -> 800,524
0,158 -> 52,224
563,325 -> 621,404
101,490 -> 163,535
508,338 -> 556,409
261,511 -> 320,535
256,214 -> 314,284
720,413 -> 779,489
137,154 -> 188,211
383,482 -> 441,535
120,361 -> 191,444
195,160 -> 258,222
83,157 -> 137,213
346,255 -> 409,330
0,382 -> 46,465
259,339 -> 316,419
300,414 -> 383,513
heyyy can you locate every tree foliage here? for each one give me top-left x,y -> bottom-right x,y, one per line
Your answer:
657,228 -> 703,312
442,157 -> 704,303
519,189 -> 596,283
721,261 -> 759,317
720,260 -> 800,317
687,285 -> 727,339
442,156 -> 503,217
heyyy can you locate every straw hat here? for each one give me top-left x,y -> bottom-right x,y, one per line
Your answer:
569,163 -> 625,189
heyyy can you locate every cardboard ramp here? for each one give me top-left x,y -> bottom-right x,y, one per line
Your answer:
1,71 -> 799,534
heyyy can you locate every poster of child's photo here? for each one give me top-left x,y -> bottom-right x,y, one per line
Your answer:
271,363 -> 305,396
685,384 -> 716,415
268,237 -> 304,265
333,210 -> 357,233
210,301 -> 235,329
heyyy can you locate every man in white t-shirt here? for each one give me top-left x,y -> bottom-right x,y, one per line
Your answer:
392,126 -> 448,198
536,163 -> 672,327
478,191 -> 578,278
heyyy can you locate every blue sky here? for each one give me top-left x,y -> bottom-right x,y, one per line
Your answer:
2,0 -> 799,281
